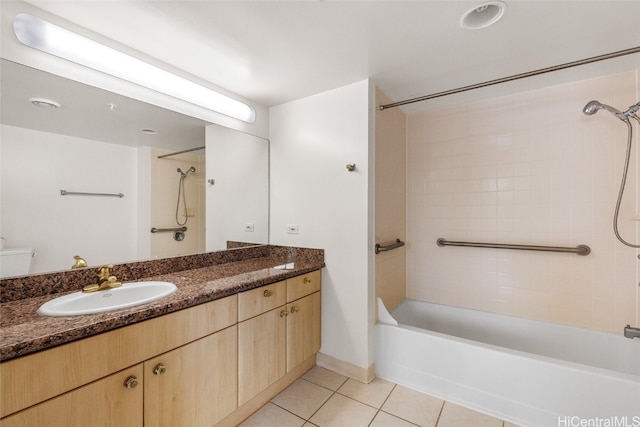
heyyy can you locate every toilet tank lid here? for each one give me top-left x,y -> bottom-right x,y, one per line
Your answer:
0,248 -> 34,256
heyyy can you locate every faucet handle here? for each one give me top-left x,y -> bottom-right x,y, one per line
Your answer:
72,255 -> 87,269
97,264 -> 114,279
106,276 -> 122,289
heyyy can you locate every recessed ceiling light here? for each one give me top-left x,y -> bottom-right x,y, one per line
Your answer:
460,1 -> 507,30
141,128 -> 159,135
29,97 -> 61,109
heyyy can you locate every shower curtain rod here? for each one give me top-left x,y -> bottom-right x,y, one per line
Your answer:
379,46 -> 640,111
157,145 -> 206,159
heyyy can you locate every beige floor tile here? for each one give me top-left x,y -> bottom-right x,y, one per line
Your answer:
309,393 -> 377,427
271,379 -> 333,419
436,402 -> 503,427
337,377 -> 395,408
302,365 -> 348,391
381,385 -> 444,427
239,402 -> 306,427
371,411 -> 420,427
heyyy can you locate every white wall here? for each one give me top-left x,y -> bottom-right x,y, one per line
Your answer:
205,124 -> 269,251
269,80 -> 375,371
0,124 -> 138,274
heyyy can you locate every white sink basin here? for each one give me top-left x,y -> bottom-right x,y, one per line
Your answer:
38,281 -> 177,316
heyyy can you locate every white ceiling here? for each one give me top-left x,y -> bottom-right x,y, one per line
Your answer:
1,59 -> 209,150
22,0 -> 640,114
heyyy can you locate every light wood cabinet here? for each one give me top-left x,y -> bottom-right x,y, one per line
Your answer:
144,326 -> 237,427
238,308 -> 286,405
2,326 -> 239,427
287,271 -> 321,302
286,291 -> 321,372
237,270 -> 321,403
0,295 -> 236,426
0,295 -> 237,419
0,364 -> 143,427
238,280 -> 286,322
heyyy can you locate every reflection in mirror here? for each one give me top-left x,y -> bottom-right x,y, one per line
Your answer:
206,125 -> 269,251
0,59 -> 269,278
147,147 -> 206,261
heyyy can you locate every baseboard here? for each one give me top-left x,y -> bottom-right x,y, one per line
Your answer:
316,352 -> 375,384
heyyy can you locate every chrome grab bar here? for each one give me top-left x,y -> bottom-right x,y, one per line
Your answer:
150,226 -> 187,234
375,239 -> 405,254
60,190 -> 124,198
437,238 -> 591,256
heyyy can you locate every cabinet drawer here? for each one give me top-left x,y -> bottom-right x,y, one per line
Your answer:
238,281 -> 286,321
286,270 -> 321,302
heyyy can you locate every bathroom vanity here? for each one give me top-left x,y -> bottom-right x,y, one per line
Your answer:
0,246 -> 323,426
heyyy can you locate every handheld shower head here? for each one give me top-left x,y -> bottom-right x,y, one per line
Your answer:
582,100 -> 624,119
582,100 -> 602,115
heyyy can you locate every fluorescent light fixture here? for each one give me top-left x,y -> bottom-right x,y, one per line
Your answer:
13,13 -> 256,123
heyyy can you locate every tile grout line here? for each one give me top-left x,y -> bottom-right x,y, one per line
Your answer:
434,400 -> 446,427
300,376 -> 349,424
303,386 -> 336,423
266,401 -> 308,425
366,383 -> 396,427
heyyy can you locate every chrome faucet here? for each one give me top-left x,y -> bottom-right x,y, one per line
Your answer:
82,264 -> 122,293
623,325 -> 640,339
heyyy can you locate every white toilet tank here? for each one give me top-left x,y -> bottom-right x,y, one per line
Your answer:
0,248 -> 34,278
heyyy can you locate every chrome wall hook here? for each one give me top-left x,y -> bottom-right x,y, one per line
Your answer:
346,164 -> 356,172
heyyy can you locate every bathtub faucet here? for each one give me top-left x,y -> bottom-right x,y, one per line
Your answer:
623,325 -> 640,339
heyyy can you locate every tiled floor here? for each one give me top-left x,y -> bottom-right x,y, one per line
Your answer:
240,366 -> 520,427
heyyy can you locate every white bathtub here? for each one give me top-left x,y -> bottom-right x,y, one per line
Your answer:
375,299 -> 640,427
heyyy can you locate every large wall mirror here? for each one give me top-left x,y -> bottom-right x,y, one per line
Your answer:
0,59 -> 269,277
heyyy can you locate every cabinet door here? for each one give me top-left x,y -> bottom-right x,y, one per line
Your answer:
238,307 -> 287,405
144,326 -> 237,427
0,364 -> 143,427
286,291 -> 321,372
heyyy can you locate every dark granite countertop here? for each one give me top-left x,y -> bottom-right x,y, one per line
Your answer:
0,246 -> 324,362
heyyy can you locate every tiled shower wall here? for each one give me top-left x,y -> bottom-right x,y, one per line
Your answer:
375,88 -> 407,313
149,147 -> 206,260
407,69 -> 639,332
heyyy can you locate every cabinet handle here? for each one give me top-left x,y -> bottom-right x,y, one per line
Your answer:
280,309 -> 289,317
303,277 -> 312,284
263,289 -> 272,297
124,376 -> 139,389
290,306 -> 299,314
153,363 -> 167,376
